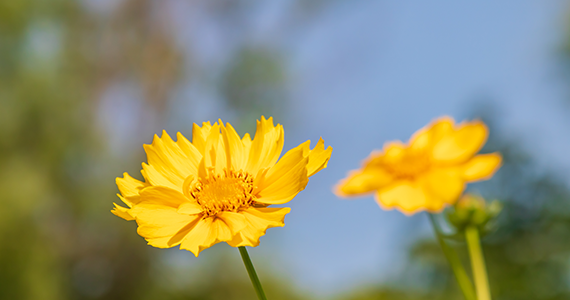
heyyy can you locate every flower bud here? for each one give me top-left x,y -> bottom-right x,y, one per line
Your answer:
446,193 -> 502,235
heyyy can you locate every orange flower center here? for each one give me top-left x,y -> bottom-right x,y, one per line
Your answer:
385,153 -> 431,178
189,169 -> 256,217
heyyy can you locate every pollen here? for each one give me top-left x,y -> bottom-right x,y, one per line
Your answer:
190,169 -> 256,217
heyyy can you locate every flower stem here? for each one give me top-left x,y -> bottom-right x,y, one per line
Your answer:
238,246 -> 268,300
428,213 -> 476,300
465,226 -> 491,300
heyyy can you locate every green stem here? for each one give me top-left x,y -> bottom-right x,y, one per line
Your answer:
238,246 -> 268,300
465,226 -> 491,300
428,213 -> 476,300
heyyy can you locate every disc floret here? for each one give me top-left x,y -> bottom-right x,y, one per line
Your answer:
190,169 -> 256,217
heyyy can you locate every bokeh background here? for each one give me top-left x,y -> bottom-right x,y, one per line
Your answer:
3,1 -> 570,299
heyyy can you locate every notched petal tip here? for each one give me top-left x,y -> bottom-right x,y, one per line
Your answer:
111,203 -> 134,221
306,137 -> 333,177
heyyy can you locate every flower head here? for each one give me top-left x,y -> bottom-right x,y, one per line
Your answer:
335,116 -> 501,215
113,116 -> 332,256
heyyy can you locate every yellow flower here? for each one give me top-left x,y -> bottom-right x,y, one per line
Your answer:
335,116 -> 501,215
112,116 -> 332,256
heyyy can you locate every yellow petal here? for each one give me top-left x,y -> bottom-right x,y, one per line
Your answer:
462,153 -> 502,181
375,180 -> 445,215
116,172 -> 145,207
242,133 -> 252,153
134,205 -> 201,248
197,158 -> 207,182
306,138 -> 333,177
335,167 -> 393,196
143,131 -> 196,185
227,207 -> 290,247
177,201 -> 203,215
408,126 -> 431,154
111,203 -> 134,221
420,167 -> 465,204
180,217 -> 234,256
382,141 -> 407,164
431,120 -> 488,163
256,148 -> 309,204
116,172 -> 145,198
261,141 -> 308,187
202,122 -> 226,176
133,186 -> 189,213
245,116 -> 284,174
181,174 -> 196,199
141,163 -> 182,192
244,207 -> 289,233
429,116 -> 455,141
176,132 -> 202,170
217,211 -> 248,233
221,122 -> 246,171
192,121 -> 212,154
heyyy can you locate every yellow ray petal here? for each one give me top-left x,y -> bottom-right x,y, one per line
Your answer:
262,141 -> 308,187
116,172 -> 146,207
462,153 -> 502,181
245,116 -> 284,174
111,202 -> 134,221
203,122 -> 226,176
227,207 -> 290,247
135,207 -> 201,248
256,149 -> 309,204
192,121 -> 212,154
408,126 -> 432,154
141,163 -> 182,192
242,133 -> 252,153
335,167 -> 393,196
116,172 -> 145,198
420,167 -> 465,204
431,120 -> 488,163
221,122 -> 246,171
177,201 -> 203,215
243,207 -> 289,233
306,138 -> 333,177
133,186 -> 201,247
375,180 -> 445,215
176,132 -> 202,172
143,131 -> 196,184
133,186 -> 189,213
382,141 -> 407,164
180,217 -> 234,256
429,116 -> 455,141
217,211 -> 248,233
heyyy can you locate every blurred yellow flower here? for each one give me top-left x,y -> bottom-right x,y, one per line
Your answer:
335,116 -> 501,215
113,116 -> 332,256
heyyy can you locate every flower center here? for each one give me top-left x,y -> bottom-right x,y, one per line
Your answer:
189,169 -> 256,217
385,154 -> 431,178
